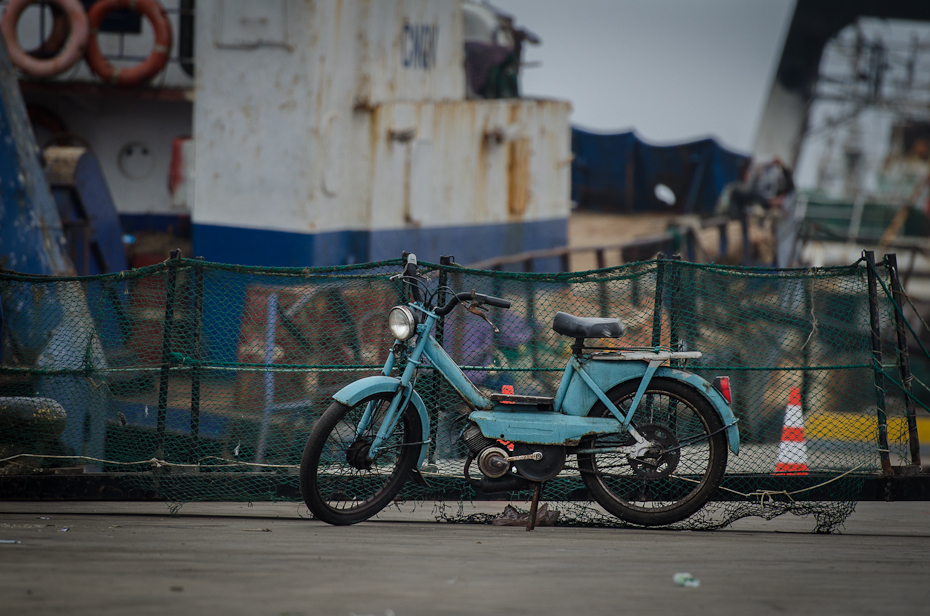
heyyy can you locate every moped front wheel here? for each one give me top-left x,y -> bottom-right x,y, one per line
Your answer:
300,393 -> 422,525
577,378 -> 727,526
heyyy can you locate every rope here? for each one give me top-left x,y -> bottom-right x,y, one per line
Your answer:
0,453 -> 298,470
0,257 -> 404,283
867,256 -> 930,363
0,361 -> 875,377
430,258 -> 863,283
874,360 -> 930,417
715,463 -> 870,503
901,283 -> 930,338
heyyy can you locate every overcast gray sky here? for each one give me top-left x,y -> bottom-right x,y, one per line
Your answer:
491,0 -> 796,152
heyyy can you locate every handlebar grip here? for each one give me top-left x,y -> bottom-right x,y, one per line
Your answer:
476,293 -> 511,309
401,253 -> 424,303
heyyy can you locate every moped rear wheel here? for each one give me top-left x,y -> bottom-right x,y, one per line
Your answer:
577,378 -> 727,526
300,393 -> 422,525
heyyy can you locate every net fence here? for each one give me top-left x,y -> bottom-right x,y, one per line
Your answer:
1,255 -> 924,532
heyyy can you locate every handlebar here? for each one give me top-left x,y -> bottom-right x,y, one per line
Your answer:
435,291 -> 511,316
398,252 -> 510,315
475,293 -> 511,309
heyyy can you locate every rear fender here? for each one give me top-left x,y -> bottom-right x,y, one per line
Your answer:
333,376 -> 431,468
568,363 -> 740,454
644,368 -> 739,455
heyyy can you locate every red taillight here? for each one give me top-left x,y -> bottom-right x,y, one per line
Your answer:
714,376 -> 732,404
501,385 -> 514,404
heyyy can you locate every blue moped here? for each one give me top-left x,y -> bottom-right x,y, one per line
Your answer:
300,254 -> 739,527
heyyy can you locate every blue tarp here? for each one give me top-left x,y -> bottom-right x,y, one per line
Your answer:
571,129 -> 750,215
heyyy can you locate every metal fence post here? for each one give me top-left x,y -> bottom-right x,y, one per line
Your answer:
189,256 -> 204,464
886,253 -> 921,468
669,254 -> 682,361
652,254 -> 666,348
521,258 -> 540,377
801,280 -> 812,415
426,255 -> 454,465
156,249 -> 182,461
596,249 -> 610,319
864,251 -> 893,476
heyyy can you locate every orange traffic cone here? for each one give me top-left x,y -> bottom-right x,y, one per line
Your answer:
774,387 -> 809,475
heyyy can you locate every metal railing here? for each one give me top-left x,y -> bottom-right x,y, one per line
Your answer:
468,215 -> 734,272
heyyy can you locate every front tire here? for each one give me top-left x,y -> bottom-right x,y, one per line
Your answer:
577,378 -> 727,526
300,393 -> 422,525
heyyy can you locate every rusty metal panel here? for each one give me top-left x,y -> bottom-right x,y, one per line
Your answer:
368,99 -> 572,231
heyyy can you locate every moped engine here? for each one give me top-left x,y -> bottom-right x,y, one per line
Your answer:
460,422 -> 566,491
461,422 -> 510,478
461,421 -> 497,456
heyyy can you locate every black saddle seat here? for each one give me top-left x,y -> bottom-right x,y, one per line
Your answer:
552,311 -> 624,339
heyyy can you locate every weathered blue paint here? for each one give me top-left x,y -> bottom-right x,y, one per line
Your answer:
560,357 -> 740,454
621,359 -> 663,429
193,223 -> 369,268
192,218 -> 567,269
369,312 -> 442,455
0,44 -> 70,275
423,334 -> 493,410
332,376 -> 431,468
381,347 -> 397,376
119,213 -> 190,236
369,385 -> 410,456
469,410 -> 623,445
0,41 -> 110,466
552,358 -> 574,413
570,356 -> 628,424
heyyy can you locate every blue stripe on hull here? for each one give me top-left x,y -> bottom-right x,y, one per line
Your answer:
368,220 -> 567,266
192,219 -> 567,365
120,213 -> 191,236
193,224 -> 368,267
193,219 -> 567,268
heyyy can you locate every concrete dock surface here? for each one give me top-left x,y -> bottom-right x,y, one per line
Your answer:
1,500 -> 927,615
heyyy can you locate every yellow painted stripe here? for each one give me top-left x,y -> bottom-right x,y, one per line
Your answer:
805,413 -> 930,443
918,416 -> 930,443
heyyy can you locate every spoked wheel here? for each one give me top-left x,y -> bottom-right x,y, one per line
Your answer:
300,393 -> 422,525
577,378 -> 728,526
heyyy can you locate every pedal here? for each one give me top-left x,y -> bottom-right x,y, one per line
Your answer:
410,468 -> 430,487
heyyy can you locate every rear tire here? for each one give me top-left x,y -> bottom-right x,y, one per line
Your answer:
577,378 -> 727,526
300,393 -> 422,525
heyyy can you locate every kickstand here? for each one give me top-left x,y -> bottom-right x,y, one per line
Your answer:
526,482 -> 541,531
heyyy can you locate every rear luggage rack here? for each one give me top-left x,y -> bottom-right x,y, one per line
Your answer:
488,393 -> 555,411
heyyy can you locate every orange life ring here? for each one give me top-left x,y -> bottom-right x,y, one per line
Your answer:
27,3 -> 69,59
0,0 -> 89,78
85,0 -> 172,87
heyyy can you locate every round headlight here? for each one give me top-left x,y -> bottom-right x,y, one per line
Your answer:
388,306 -> 416,340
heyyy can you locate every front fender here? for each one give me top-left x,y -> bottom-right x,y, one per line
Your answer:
333,376 -> 431,468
